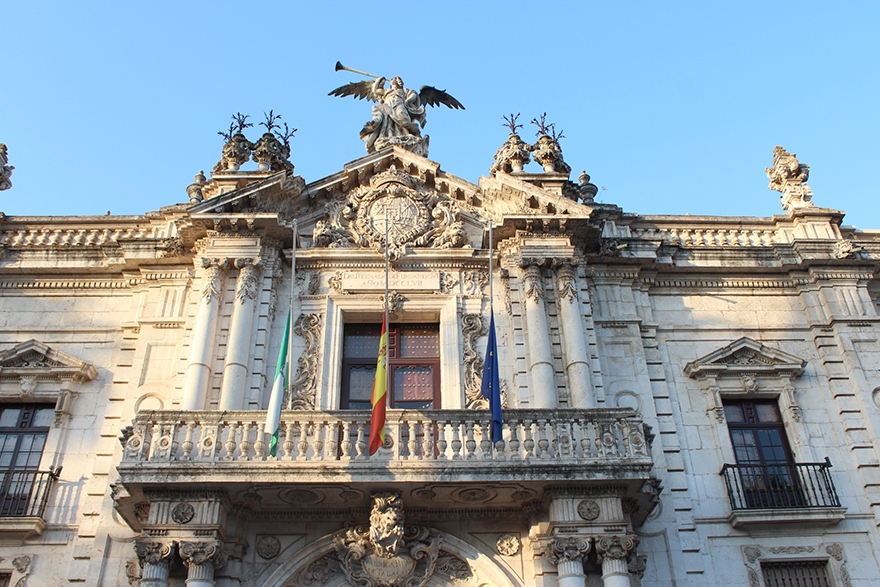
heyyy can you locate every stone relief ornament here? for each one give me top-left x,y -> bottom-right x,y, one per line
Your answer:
743,545 -> 762,564
519,260 -> 545,302
312,166 -> 470,261
462,314 -> 488,409
462,270 -> 488,297
134,502 -> 150,525
256,536 -> 282,560
171,502 -> 195,524
124,560 -> 141,585
234,258 -> 262,303
740,373 -> 758,394
329,63 -> 464,157
576,499 -> 600,521
0,144 -> 14,191
766,146 -> 813,210
439,271 -> 458,294
554,259 -> 579,303
19,376 -> 36,397
134,540 -> 175,566
495,534 -> 521,557
549,536 -> 591,564
11,556 -> 30,573
332,491 -> 447,587
833,239 -> 865,260
288,313 -> 323,410
200,259 -> 228,304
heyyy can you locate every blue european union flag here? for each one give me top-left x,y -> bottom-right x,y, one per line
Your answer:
481,312 -> 502,442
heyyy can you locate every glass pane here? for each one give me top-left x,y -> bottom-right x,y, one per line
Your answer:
724,404 -> 745,423
730,430 -> 761,463
348,366 -> 377,404
33,409 -> 54,428
757,430 -> 789,463
343,324 -> 381,359
399,325 -> 439,358
755,403 -> 781,423
0,409 -> 20,428
393,366 -> 434,409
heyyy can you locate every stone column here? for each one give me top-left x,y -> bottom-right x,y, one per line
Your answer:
596,535 -> 638,587
554,259 -> 594,408
180,541 -> 228,587
520,259 -> 557,408
550,536 -> 591,587
219,258 -> 262,411
135,540 -> 175,587
182,258 -> 228,410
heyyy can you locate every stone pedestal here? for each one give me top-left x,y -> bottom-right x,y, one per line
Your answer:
219,258 -> 262,410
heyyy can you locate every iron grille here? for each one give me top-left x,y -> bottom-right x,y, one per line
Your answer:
721,458 -> 840,510
761,560 -> 830,586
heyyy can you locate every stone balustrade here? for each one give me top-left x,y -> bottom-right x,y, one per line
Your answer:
120,408 -> 652,482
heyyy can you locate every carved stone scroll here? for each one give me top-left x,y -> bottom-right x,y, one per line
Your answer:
289,313 -> 323,410
462,314 -> 487,409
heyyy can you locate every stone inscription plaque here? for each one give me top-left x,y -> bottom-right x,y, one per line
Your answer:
342,271 -> 439,291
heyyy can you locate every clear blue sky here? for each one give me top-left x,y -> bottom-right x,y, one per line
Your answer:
3,1 -> 879,229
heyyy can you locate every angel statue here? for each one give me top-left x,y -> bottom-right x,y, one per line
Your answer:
329,62 -> 464,157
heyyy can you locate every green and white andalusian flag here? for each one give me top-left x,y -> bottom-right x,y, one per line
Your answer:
266,310 -> 291,457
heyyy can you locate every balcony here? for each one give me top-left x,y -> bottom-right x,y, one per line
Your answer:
116,408 -> 657,527
721,459 -> 846,528
0,468 -> 61,544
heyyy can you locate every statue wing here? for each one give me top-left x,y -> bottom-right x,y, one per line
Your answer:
328,80 -> 380,102
419,86 -> 465,110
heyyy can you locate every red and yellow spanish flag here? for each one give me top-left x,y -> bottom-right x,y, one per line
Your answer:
369,316 -> 389,455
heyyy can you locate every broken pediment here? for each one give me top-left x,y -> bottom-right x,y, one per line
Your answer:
683,337 -> 806,380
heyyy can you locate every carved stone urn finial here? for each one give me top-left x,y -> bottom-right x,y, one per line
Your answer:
530,113 -> 571,174
186,170 -> 206,203
766,145 -> 813,211
578,170 -> 598,203
252,111 -> 296,173
490,114 -> 532,174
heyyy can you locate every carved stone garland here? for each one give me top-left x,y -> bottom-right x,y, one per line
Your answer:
288,313 -> 323,410
462,314 -> 488,409
312,166 -> 468,261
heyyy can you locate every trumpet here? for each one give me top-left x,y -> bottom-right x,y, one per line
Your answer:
335,61 -> 380,80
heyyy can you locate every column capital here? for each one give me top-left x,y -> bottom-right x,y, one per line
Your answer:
234,258 -> 264,303
595,534 -> 639,563
134,539 -> 176,566
180,540 -> 228,569
548,535 -> 592,565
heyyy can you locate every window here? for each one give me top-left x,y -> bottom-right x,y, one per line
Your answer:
341,323 -> 440,410
724,400 -> 804,508
0,405 -> 54,516
761,560 -> 830,586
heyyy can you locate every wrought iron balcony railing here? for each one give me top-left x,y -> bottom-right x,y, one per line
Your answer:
120,408 -> 652,468
721,459 -> 840,510
0,469 -> 61,518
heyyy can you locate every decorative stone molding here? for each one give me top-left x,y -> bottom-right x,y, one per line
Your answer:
0,339 -> 98,426
742,542 -> 850,587
495,533 -> 521,557
289,313 -> 323,410
518,259 -> 545,302
256,536 -> 281,560
595,535 -> 638,563
233,258 -> 262,303
312,166 -> 469,260
684,337 -> 806,422
171,502 -> 194,524
833,239 -> 866,260
331,491 -> 453,587
179,541 -> 228,569
554,258 -> 579,303
124,559 -> 141,585
462,313 -> 488,409
0,144 -> 13,191
462,270 -> 488,297
576,499 -> 600,521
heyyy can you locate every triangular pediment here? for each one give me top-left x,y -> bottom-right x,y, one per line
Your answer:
185,146 -> 596,254
0,339 -> 97,382
683,337 -> 806,379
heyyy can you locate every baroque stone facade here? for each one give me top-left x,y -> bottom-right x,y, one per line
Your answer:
0,137 -> 878,587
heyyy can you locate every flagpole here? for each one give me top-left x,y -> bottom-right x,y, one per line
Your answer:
289,220 -> 297,398
384,209 -> 390,401
488,219 -> 493,311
